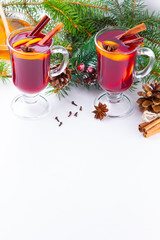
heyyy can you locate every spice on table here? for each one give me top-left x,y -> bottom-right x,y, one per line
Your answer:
55,116 -> 60,122
138,118 -> 160,137
74,112 -> 78,117
71,101 -> 77,106
59,122 -> 63,127
92,102 -> 108,120
79,106 -> 82,111
68,111 -> 72,117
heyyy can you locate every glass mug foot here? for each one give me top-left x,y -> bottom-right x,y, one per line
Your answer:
11,94 -> 50,119
94,92 -> 134,118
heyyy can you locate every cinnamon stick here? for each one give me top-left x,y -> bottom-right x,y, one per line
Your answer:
139,118 -> 160,137
123,37 -> 144,46
138,122 -> 150,132
143,123 -> 160,137
116,23 -> 146,40
39,22 -> 64,46
143,118 -> 160,133
29,15 -> 50,36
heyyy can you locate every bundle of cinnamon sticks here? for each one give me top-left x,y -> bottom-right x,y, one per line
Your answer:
139,118 -> 160,137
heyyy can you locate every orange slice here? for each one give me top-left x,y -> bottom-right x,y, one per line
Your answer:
26,38 -> 42,46
97,41 -> 130,61
13,39 -> 30,48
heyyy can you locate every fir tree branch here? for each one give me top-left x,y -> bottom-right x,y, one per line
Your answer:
145,37 -> 160,46
131,0 -> 136,20
59,1 -> 109,12
44,1 -> 79,30
2,1 -> 42,7
44,0 -> 92,37
110,0 -> 125,20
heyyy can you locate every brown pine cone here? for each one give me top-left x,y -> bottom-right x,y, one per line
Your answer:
83,73 -> 97,85
137,80 -> 160,113
50,63 -> 71,89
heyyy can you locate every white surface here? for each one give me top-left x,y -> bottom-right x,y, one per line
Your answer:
0,0 -> 160,239
0,80 -> 160,240
119,0 -> 160,12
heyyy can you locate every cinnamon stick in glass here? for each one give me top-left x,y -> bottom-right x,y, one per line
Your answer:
29,15 -> 50,36
39,22 -> 64,46
123,37 -> 144,46
116,23 -> 146,40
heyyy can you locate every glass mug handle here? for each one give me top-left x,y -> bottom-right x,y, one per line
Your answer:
135,47 -> 155,78
50,45 -> 69,77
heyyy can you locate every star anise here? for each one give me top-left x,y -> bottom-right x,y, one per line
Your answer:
20,45 -> 35,52
92,102 -> 108,120
102,43 -> 118,52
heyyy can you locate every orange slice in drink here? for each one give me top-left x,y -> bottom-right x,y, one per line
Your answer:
26,38 -> 42,46
13,39 -> 30,48
97,40 -> 130,61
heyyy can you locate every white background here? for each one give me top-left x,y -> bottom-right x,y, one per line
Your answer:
0,1 -> 160,240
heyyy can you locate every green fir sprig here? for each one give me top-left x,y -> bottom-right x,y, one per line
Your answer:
0,0 -> 160,97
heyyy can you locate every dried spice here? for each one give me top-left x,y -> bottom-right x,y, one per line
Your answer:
71,101 -> 77,106
79,106 -> 82,111
68,111 -> 72,117
50,63 -> 71,89
55,116 -> 60,122
59,122 -> 63,127
138,118 -> 160,138
92,102 -> 108,120
137,81 -> 160,113
20,45 -> 35,52
74,112 -> 78,117
102,42 -> 118,52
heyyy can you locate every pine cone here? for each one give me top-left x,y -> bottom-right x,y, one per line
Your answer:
50,63 -> 71,89
83,72 -> 97,85
137,80 -> 160,113
92,102 -> 108,120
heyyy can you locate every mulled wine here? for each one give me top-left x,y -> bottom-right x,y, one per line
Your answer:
9,31 -> 52,93
96,29 -> 138,93
7,24 -> 69,119
94,26 -> 155,117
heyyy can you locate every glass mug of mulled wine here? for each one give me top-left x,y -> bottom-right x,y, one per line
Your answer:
95,26 -> 155,117
7,27 -> 69,119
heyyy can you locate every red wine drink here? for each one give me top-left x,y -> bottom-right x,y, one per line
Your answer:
96,29 -> 138,93
9,31 -> 51,93
94,26 -> 155,117
7,26 -> 69,119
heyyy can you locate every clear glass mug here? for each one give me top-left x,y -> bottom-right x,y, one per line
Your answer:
7,27 -> 69,119
94,26 -> 155,117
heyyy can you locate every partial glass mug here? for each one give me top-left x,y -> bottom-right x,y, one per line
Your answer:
0,11 -> 35,60
7,27 -> 69,119
94,26 -> 155,118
